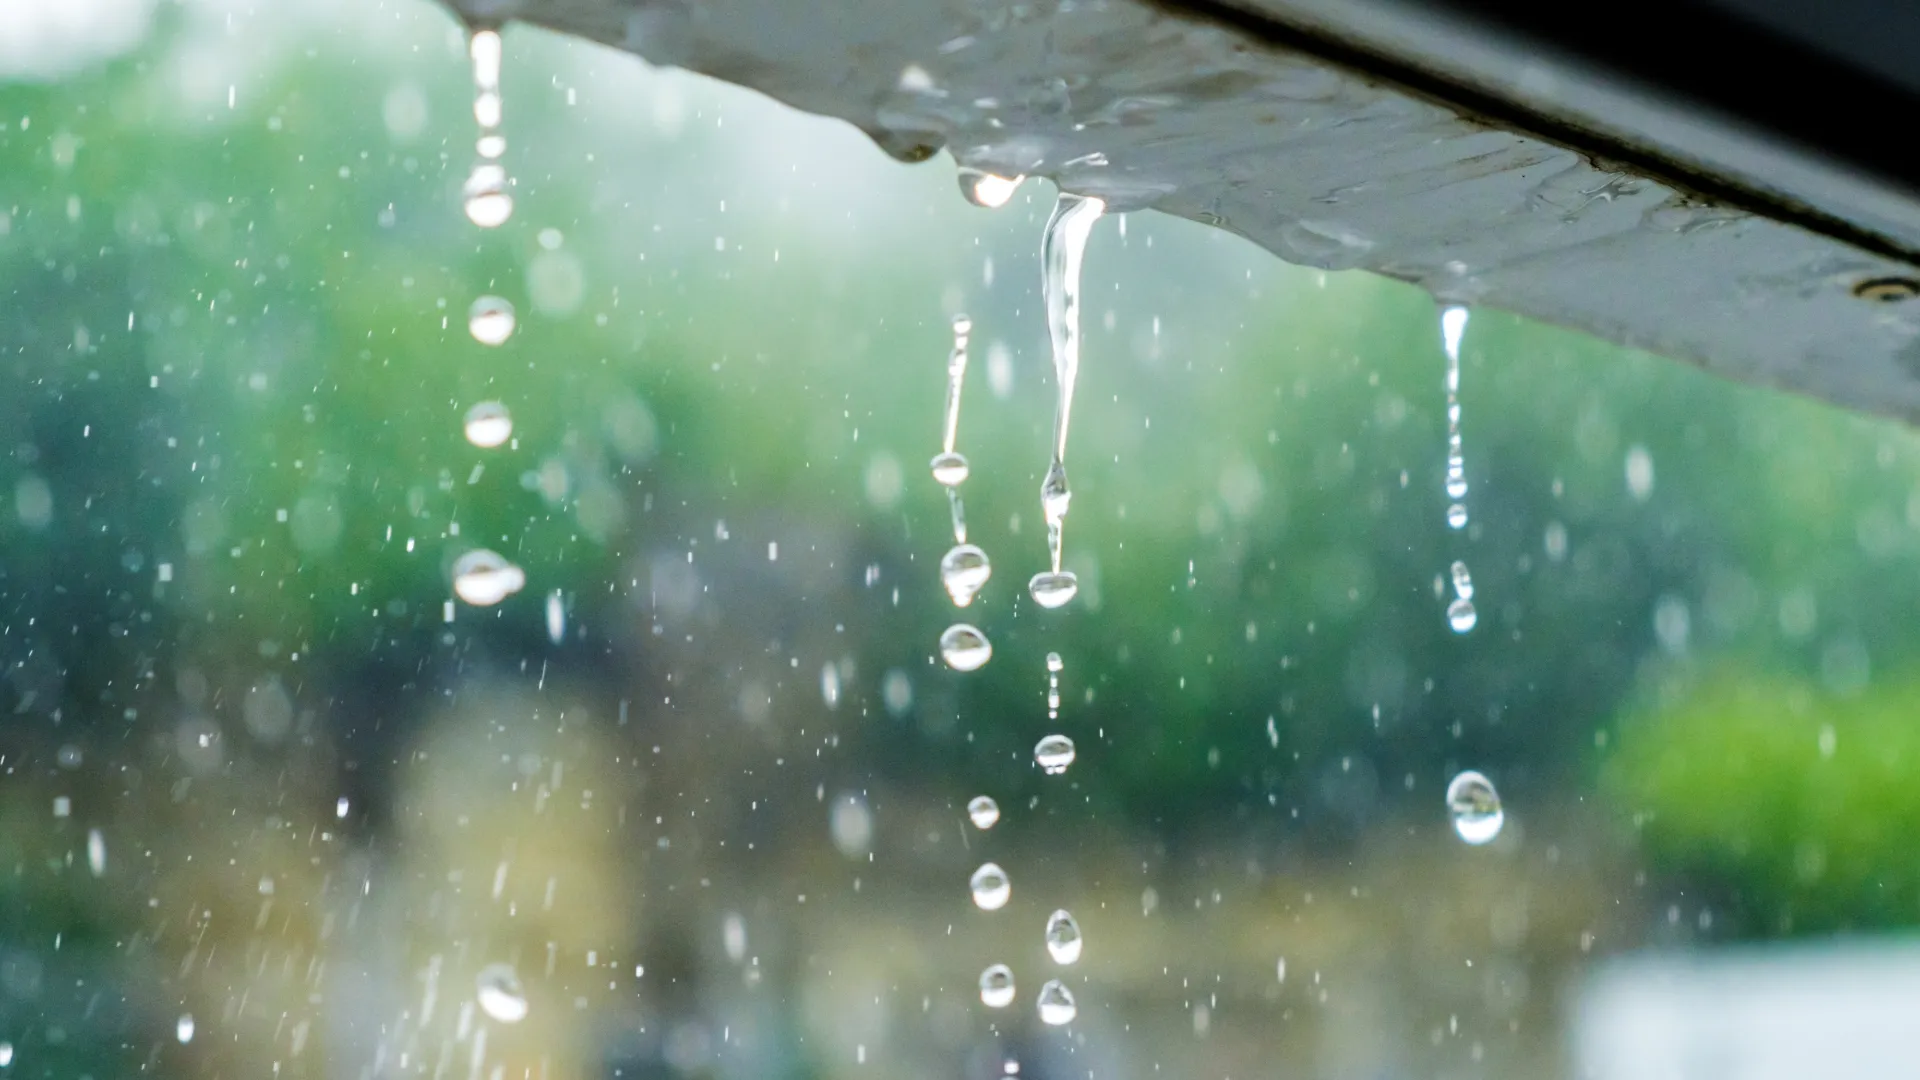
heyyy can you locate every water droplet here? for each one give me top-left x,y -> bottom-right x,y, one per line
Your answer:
930,451 -> 970,487
176,1013 -> 195,1043
545,590 -> 565,644
1028,571 -> 1079,608
820,662 -> 842,709
476,133 -> 506,159
968,795 -> 1000,830
1446,597 -> 1477,633
1446,770 -> 1504,845
979,963 -> 1016,1007
1447,503 -> 1467,529
1034,734 -> 1076,774
1044,909 -> 1083,964
476,962 -> 530,1023
940,544 -> 992,606
1046,651 -> 1064,672
970,862 -> 1011,910
940,623 -> 993,671
468,295 -> 517,346
958,167 -> 1025,209
0,1041 -> 12,1066
1276,957 -> 1287,984
464,400 -> 513,447
86,828 -> 105,876
452,548 -> 527,606
462,163 -> 513,228
1450,561 -> 1473,601
1036,979 -> 1077,1025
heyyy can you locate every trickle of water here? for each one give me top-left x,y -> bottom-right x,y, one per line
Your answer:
941,544 -> 992,607
464,400 -> 513,448
1044,909 -> 1083,964
979,963 -> 1017,1007
940,623 -> 993,671
1446,769 -> 1504,844
545,590 -> 565,644
452,548 -> 527,607
1440,304 -> 1469,525
463,28 -> 513,228
176,1013 -> 194,1043
1032,192 -> 1105,598
1034,734 -> 1076,775
968,795 -> 1001,830
1446,597 -> 1477,634
1046,651 -> 1062,719
970,862 -> 1011,911
959,167 -> 1026,209
1036,979 -> 1077,1025
940,314 -> 972,456
930,451 -> 971,487
468,295 -> 517,346
476,962 -> 530,1023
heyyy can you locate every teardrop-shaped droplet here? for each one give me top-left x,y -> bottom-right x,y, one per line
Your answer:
462,163 -> 514,228
940,623 -> 993,671
1446,502 -> 1468,530
1044,909 -> 1083,965
1450,560 -> 1473,601
1446,596 -> 1477,633
979,963 -> 1016,1007
452,548 -> 526,607
1028,571 -> 1079,608
1036,979 -> 1077,1026
1034,734 -> 1076,774
940,544 -> 992,606
968,795 -> 1000,830
958,167 -> 1026,209
468,295 -> 517,346
970,862 -> 1011,911
464,400 -> 513,448
930,451 -> 971,487
1446,769 -> 1503,845
476,962 -> 530,1023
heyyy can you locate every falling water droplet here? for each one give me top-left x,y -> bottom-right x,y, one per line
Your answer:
1044,910 -> 1083,964
1036,979 -> 1077,1025
940,623 -> 993,671
1046,651 -> 1065,673
1450,561 -> 1473,601
176,1013 -> 195,1044
820,663 -> 842,709
979,963 -> 1017,1007
464,400 -> 513,448
0,1041 -> 12,1066
545,590 -> 565,643
1027,571 -> 1079,608
930,451 -> 971,487
468,295 -> 517,346
462,163 -> 514,228
452,548 -> 526,606
968,795 -> 1001,830
476,962 -> 530,1023
86,828 -> 105,876
1034,734 -> 1076,774
1446,597 -> 1477,633
970,862 -> 1011,910
1446,770 -> 1504,845
959,167 -> 1026,209
1447,502 -> 1467,530
940,544 -> 992,606
1046,651 -> 1063,719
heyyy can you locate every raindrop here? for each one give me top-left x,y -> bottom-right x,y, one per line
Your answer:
1446,770 -> 1504,845
940,544 -> 992,607
0,1042 -> 11,1066
462,163 -> 513,228
940,623 -> 993,671
545,590 -> 565,644
1450,561 -> 1473,601
820,662 -> 842,709
1447,502 -> 1468,530
967,795 -> 1001,830
86,828 -> 105,877
970,862 -> 1011,910
930,451 -> 970,487
1446,597 -> 1477,634
1034,734 -> 1076,774
979,963 -> 1016,1007
1036,979 -> 1077,1025
468,295 -> 517,346
452,548 -> 527,606
1044,910 -> 1083,964
462,28 -> 513,228
958,167 -> 1025,209
176,1013 -> 195,1044
464,400 -> 513,448
1046,651 -> 1064,673
1027,571 -> 1079,608
476,962 -> 530,1023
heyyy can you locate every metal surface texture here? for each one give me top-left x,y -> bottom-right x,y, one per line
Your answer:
446,0 -> 1920,423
